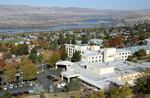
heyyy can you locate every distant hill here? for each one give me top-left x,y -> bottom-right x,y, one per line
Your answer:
0,5 -> 150,28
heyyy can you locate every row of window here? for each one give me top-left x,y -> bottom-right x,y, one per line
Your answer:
89,59 -> 102,63
116,52 -> 131,56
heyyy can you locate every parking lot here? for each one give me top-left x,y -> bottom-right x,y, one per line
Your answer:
0,64 -> 67,96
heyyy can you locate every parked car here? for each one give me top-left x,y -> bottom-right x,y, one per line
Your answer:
3,86 -> 7,90
60,82 -> 66,87
9,84 -> 14,89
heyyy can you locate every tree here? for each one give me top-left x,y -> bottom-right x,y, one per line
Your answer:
107,36 -> 124,48
120,83 -> 132,98
58,33 -> 65,45
41,50 -> 53,63
71,34 -> 76,45
37,54 -> 44,64
71,51 -> 81,62
48,52 -> 60,67
135,49 -> 146,57
10,44 -> 29,56
28,53 -> 38,63
4,63 -> 16,83
49,40 -> 58,51
0,91 -> 12,98
81,34 -> 89,44
89,92 -> 97,98
97,91 -> 106,98
60,45 -> 68,60
71,38 -> 76,45
127,56 -> 133,61
19,57 -> 37,80
134,70 -> 150,94
31,47 -> 37,54
89,91 -> 106,98
61,50 -> 68,60
66,79 -> 80,91
0,59 -> 6,70
108,86 -> 120,98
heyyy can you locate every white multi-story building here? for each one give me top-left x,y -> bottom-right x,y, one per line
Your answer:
115,49 -> 131,60
65,44 -> 131,63
65,44 -> 102,62
81,53 -> 103,63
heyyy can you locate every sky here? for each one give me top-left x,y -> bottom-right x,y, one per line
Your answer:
0,0 -> 150,10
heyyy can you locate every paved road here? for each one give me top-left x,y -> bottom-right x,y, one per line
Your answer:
0,86 -> 33,96
37,71 -> 51,89
9,86 -> 33,94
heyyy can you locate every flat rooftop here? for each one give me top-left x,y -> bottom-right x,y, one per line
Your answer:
61,61 -> 143,89
86,62 -> 114,68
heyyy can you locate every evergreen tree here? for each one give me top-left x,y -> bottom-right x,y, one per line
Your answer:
60,45 -> 68,60
31,47 -> 37,54
71,51 -> 81,62
28,53 -> 37,63
81,34 -> 89,44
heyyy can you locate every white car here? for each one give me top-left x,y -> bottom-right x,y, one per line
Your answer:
19,84 -> 23,87
29,90 -> 34,93
57,83 -> 61,88
14,85 -> 18,88
37,71 -> 40,74
3,86 -> 7,90
60,82 -> 66,87
9,85 -> 13,89
29,82 -> 33,86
